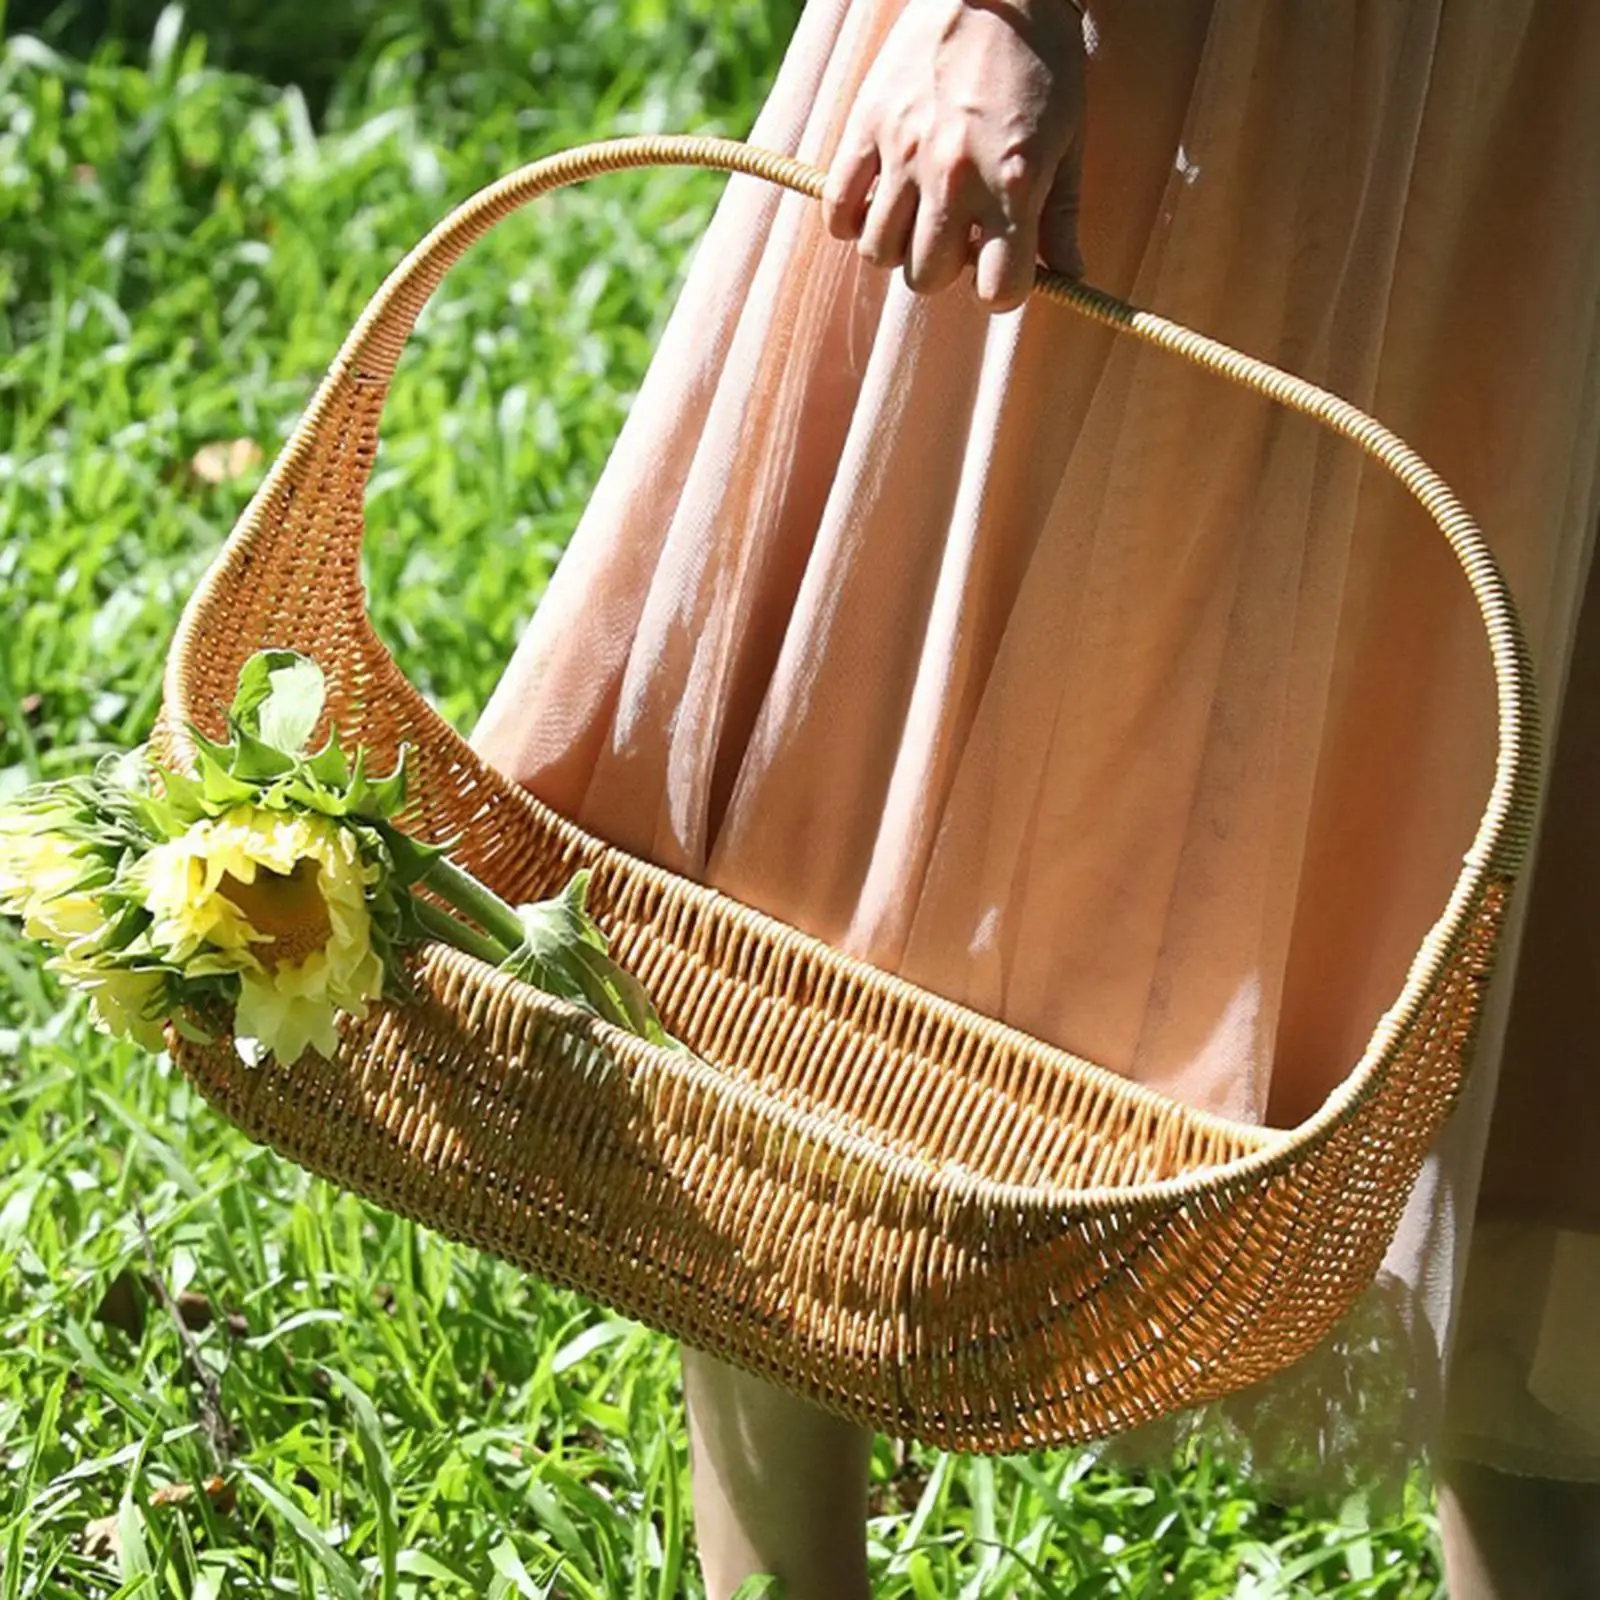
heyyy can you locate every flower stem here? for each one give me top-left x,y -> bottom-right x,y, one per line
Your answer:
412,894 -> 511,966
419,854 -> 528,953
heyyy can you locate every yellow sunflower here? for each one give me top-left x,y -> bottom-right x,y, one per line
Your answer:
50,957 -> 170,1051
139,806 -> 384,1063
0,817 -> 106,952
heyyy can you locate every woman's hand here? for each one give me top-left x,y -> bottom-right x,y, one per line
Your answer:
823,0 -> 1086,313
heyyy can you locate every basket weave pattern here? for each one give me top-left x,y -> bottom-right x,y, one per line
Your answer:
154,139 -> 1538,1451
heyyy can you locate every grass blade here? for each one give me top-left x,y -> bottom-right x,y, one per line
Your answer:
319,1368 -> 398,1600
237,1466 -> 363,1600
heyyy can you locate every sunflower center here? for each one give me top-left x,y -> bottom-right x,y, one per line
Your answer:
219,859 -> 332,970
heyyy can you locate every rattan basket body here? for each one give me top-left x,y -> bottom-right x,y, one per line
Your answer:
153,138 -> 1540,1453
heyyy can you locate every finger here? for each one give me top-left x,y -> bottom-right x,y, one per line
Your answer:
973,213 -> 1040,313
904,178 -> 976,295
858,171 -> 920,270
1036,142 -> 1085,278
822,131 -> 881,242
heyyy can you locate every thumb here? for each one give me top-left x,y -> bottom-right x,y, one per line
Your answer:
1036,141 -> 1084,278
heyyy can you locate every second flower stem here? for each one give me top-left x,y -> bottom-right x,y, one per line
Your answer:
412,896 -> 509,966
420,854 -> 527,954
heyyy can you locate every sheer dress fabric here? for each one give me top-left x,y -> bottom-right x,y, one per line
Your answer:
471,0 -> 1600,1494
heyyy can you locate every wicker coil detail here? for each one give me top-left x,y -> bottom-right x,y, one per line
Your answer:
154,137 -> 1540,1452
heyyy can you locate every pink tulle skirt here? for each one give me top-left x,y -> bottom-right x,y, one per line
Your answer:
472,0 -> 1600,1493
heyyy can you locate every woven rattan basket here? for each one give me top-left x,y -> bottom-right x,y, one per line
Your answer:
152,137 -> 1540,1453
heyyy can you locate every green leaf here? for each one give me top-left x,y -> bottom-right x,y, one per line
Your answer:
199,759 -> 257,811
258,660 -> 326,754
576,942 -> 671,1044
147,760 -> 203,823
170,1012 -> 218,1046
514,871 -> 605,959
331,744 -> 371,817
497,870 -> 672,1044
95,904 -> 154,956
94,745 -> 153,797
356,747 -> 410,820
228,650 -> 302,732
558,870 -> 609,950
186,736 -> 235,793
228,650 -> 326,757
230,727 -> 297,782
269,775 -> 332,817
187,726 -> 237,770
305,735 -> 351,789
375,823 -> 449,887
127,788 -> 183,838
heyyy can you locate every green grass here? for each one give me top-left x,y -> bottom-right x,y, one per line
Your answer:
0,4 -> 1446,1594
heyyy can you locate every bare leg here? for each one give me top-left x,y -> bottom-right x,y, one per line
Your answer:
682,1345 -> 874,1600
1437,1456 -> 1600,1600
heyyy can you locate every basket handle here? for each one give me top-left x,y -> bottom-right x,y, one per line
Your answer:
234,133 -> 1544,884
